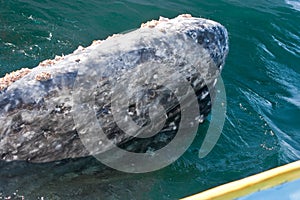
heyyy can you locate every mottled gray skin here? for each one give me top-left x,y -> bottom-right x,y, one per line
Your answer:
0,15 -> 229,162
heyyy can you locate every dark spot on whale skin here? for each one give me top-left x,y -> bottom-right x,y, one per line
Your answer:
97,107 -> 110,116
127,48 -> 158,64
45,71 -> 78,90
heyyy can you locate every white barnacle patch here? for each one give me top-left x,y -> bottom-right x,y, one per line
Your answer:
23,131 -> 36,140
158,16 -> 169,21
12,150 -> 18,154
213,78 -> 218,87
54,107 -> 61,113
192,78 -> 202,87
29,148 -> 39,154
55,144 -> 62,150
200,90 -> 209,100
35,72 -> 52,81
195,115 -> 205,123
4,103 -> 11,113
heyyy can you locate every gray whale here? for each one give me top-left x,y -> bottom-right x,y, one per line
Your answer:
0,14 -> 229,163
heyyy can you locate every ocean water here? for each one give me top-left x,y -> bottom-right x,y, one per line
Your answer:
0,0 -> 300,199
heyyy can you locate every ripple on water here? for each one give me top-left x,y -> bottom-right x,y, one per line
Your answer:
257,39 -> 300,162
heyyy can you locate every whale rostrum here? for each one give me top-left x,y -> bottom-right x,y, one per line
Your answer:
0,14 -> 229,162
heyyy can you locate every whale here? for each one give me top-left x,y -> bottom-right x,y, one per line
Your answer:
0,14 -> 229,163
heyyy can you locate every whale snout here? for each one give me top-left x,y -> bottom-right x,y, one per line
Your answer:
152,14 -> 229,69
142,15 -> 229,70
185,19 -> 229,69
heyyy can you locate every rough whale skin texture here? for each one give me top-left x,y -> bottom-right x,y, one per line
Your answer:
0,14 -> 229,162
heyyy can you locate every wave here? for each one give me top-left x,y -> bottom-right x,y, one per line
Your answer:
256,39 -> 300,162
286,0 -> 300,11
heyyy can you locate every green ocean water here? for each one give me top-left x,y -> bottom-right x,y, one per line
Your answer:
0,0 -> 300,199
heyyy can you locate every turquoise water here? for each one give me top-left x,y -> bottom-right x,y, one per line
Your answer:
0,0 -> 300,199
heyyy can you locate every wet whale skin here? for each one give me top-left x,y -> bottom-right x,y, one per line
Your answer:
0,15 -> 229,162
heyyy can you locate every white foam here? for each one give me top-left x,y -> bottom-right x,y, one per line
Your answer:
286,0 -> 300,11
